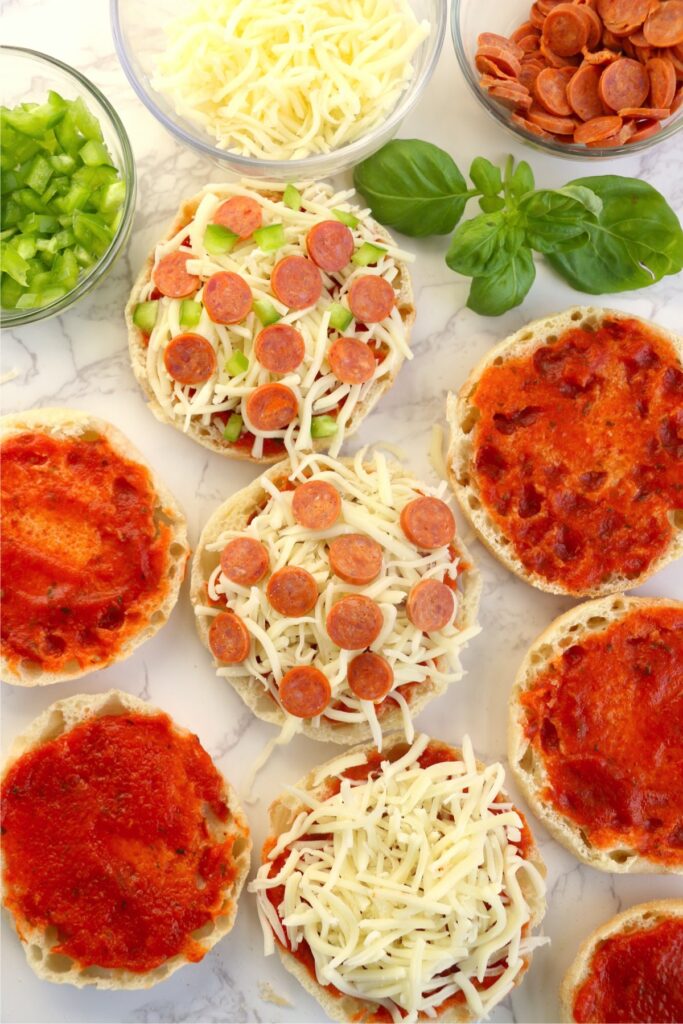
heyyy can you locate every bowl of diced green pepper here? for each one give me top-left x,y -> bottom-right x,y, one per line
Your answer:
1,46 -> 136,325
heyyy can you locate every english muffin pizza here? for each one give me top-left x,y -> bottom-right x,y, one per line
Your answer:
447,307 -> 683,596
0,690 -> 251,989
509,594 -> 683,873
0,408 -> 189,685
126,181 -> 415,463
191,450 -> 480,747
250,733 -> 547,1023
560,900 -> 683,1024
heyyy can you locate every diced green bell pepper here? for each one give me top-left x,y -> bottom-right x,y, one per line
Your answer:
223,413 -> 243,443
179,299 -> 202,328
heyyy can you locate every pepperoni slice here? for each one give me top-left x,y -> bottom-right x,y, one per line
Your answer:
534,67 -> 574,115
219,537 -> 269,586
279,665 -> 331,718
618,105 -> 671,117
244,383 -> 298,431
512,113 -> 554,137
153,252 -> 199,299
475,46 -> 523,78
208,611 -> 250,663
267,565 -> 318,616
306,220 -> 354,272
567,64 -> 605,120
327,337 -> 376,385
647,56 -> 677,108
578,4 -> 602,48
400,496 -> 455,550
347,652 -> 394,702
599,57 -> 650,110
292,480 -> 341,530
271,256 -> 322,310
406,580 -> 456,633
528,105 -> 577,132
326,595 -> 383,650
574,113 -> 623,141
347,276 -> 395,324
476,54 -> 519,80
542,4 -> 589,56
599,0 -> 651,33
254,324 -> 305,374
213,195 -> 262,239
643,0 -> 683,46
328,534 -> 383,586
488,82 -> 533,109
626,117 -> 662,141
163,333 -> 217,385
478,32 -> 525,59
203,271 -> 252,324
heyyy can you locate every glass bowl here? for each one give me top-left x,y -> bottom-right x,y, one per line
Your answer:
0,46 -> 136,328
110,0 -> 447,179
451,0 -> 683,159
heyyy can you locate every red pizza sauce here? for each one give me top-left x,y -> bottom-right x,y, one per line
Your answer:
264,742 -> 532,1018
572,917 -> 683,1023
470,318 -> 682,592
1,431 -> 176,674
521,605 -> 683,866
1,712 -> 242,972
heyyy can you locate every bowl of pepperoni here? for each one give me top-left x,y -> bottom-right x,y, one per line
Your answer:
452,0 -> 683,155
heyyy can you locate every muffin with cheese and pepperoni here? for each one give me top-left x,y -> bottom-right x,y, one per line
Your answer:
126,181 -> 414,463
190,451 -> 481,746
250,733 -> 547,1022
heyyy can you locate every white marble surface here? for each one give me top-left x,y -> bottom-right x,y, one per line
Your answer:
2,1 -> 683,1022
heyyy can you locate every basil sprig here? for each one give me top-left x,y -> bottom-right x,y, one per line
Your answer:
353,142 -> 683,316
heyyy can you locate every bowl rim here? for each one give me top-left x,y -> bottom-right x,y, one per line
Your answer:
450,0 -> 683,160
0,44 -> 137,328
110,0 -> 448,173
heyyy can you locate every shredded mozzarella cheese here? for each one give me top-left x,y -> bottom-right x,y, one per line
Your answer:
141,180 -> 413,465
250,735 -> 548,1023
153,0 -> 430,160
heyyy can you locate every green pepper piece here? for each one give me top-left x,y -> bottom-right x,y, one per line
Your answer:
179,299 -> 202,328
0,243 -> 30,286
79,139 -> 111,167
310,415 -> 338,438
1,273 -> 24,307
252,299 -> 281,326
223,413 -> 243,443
25,155 -> 54,195
253,223 -> 285,252
225,350 -> 249,376
333,208 -> 359,228
72,211 -> 113,257
133,301 -> 159,332
328,302 -> 353,332
15,235 -> 37,260
97,180 -> 125,213
203,223 -> 238,255
70,96 -> 103,141
352,242 -> 386,267
283,184 -> 302,210
50,152 -> 76,174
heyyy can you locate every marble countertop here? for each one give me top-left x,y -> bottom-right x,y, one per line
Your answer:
2,1 -> 682,1022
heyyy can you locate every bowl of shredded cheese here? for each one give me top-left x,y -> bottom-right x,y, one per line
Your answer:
111,0 -> 446,177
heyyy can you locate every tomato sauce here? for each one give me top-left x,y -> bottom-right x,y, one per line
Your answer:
521,606 -> 683,866
1,713 -> 242,973
572,917 -> 683,1023
1,431 -> 175,674
471,318 -> 682,592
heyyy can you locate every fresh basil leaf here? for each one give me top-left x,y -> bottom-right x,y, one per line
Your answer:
469,157 -> 502,197
503,224 -> 526,254
557,184 -> 603,218
445,213 -> 508,278
547,175 -> 683,293
353,139 -> 468,237
479,196 -> 506,213
520,189 -> 595,254
467,248 -> 535,315
508,160 -> 534,199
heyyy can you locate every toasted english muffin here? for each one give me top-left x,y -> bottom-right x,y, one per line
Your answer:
0,690 -> 251,989
0,408 -> 189,685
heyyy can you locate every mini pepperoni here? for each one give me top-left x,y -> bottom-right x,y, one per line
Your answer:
647,55 -> 677,107
153,251 -> 199,299
540,37 -> 582,67
475,46 -> 523,77
328,534 -> 383,586
478,32 -> 525,58
581,46 -> 621,63
326,595 -> 383,651
267,565 -> 318,616
578,4 -> 603,48
519,62 -> 545,90
542,4 -> 589,55
534,66 -> 574,114
279,666 -> 331,718
574,112 -> 623,141
618,105 -> 671,116
163,333 -> 217,385
528,105 -> 577,132
511,20 -> 539,42
599,0 -> 650,33
599,57 -> 650,109
245,383 -> 298,431
489,82 -> 533,108
626,116 -> 663,140
511,113 -> 554,137
406,580 -> 455,633
347,276 -> 395,324
347,652 -> 394,702
220,537 -> 269,586
644,0 -> 683,45
327,337 -> 376,385
254,323 -> 305,374
306,220 -> 354,272
567,63 -> 606,119
400,496 -> 455,550
518,33 -> 542,52
271,255 -> 322,310
209,611 -> 250,663
292,480 -> 341,530
476,54 -> 518,79
203,271 -> 252,324
213,195 -> 262,239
